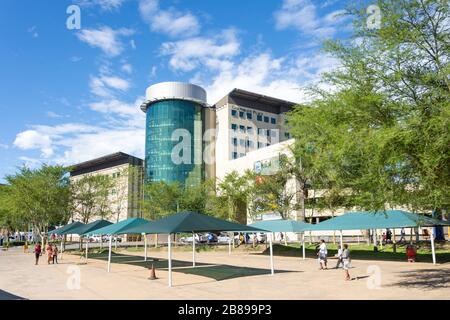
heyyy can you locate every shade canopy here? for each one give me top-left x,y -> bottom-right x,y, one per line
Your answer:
82,217 -> 150,236
67,219 -> 113,235
125,211 -> 266,234
304,210 -> 450,231
48,221 -> 85,235
249,219 -> 311,232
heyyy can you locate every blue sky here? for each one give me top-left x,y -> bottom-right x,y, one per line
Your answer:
0,0 -> 354,182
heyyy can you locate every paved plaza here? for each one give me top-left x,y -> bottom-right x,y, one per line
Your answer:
0,247 -> 449,300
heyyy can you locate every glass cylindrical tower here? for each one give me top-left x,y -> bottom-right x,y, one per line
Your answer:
140,82 -> 207,187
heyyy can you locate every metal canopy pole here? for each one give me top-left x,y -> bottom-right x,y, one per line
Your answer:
431,227 -> 436,265
228,235 -> 231,255
192,232 -> 196,267
302,233 -> 305,260
107,235 -> 112,272
268,233 -> 274,275
144,233 -> 148,261
85,237 -> 88,262
168,233 -> 172,287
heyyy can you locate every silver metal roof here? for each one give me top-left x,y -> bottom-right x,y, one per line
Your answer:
141,82 -> 207,112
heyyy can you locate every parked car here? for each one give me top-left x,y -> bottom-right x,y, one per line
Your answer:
180,233 -> 207,244
206,233 -> 218,243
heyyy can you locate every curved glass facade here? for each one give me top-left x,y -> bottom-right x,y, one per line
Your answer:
145,99 -> 203,187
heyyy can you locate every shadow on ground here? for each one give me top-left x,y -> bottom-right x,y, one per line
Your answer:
75,251 -> 296,281
386,269 -> 450,290
0,289 -> 26,300
254,244 -> 450,263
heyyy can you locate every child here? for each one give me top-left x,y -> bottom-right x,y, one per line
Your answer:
46,243 -> 53,264
52,244 -> 59,264
317,240 -> 328,270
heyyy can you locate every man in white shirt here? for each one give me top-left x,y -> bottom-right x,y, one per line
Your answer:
318,240 -> 328,270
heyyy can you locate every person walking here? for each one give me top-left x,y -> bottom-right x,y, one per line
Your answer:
399,228 -> 406,242
34,243 -> 42,265
335,247 -> 343,269
342,244 -> 351,280
318,239 -> 328,270
52,244 -> 58,264
46,243 -> 53,264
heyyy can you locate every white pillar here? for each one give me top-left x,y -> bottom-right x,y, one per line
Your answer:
100,235 -> 103,250
431,227 -> 436,265
85,237 -> 88,262
107,235 -> 112,272
339,230 -> 343,250
144,233 -> 147,261
302,233 -> 305,260
268,233 -> 274,275
192,232 -> 196,267
168,233 -> 172,287
60,238 -> 64,260
115,237 -> 117,250
228,237 -> 231,255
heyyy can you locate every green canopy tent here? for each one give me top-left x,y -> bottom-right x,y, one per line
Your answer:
125,211 -> 268,287
48,221 -> 84,235
48,221 -> 85,257
81,217 -> 150,271
249,219 -> 312,260
66,220 -> 113,261
302,210 -> 450,264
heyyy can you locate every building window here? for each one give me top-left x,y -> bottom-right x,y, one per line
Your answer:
239,125 -> 246,133
258,142 -> 264,149
231,110 -> 237,117
264,116 -> 269,123
246,140 -> 253,148
257,114 -> 263,121
231,123 -> 237,131
232,152 -> 238,159
258,128 -> 264,135
239,111 -> 245,118
266,129 -> 271,137
239,153 -> 245,158
239,139 -> 245,147
271,117 -> 276,124
285,132 -> 290,139
247,126 -> 253,134
232,138 -> 238,146
270,130 -> 277,137
246,112 -> 252,120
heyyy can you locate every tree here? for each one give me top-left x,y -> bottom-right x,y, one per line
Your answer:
4,165 -> 70,245
69,174 -> 114,223
142,181 -> 182,220
287,0 -> 450,214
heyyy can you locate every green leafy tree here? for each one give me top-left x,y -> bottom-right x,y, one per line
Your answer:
287,0 -> 450,214
69,174 -> 114,223
4,165 -> 70,245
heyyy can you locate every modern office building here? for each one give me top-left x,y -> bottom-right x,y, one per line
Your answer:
69,152 -> 144,223
140,82 -> 215,187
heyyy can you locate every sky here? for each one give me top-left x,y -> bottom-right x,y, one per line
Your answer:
0,0 -> 354,182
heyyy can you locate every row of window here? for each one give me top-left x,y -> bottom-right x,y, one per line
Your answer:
231,124 -> 283,137
231,109 -> 277,124
231,142 -> 272,159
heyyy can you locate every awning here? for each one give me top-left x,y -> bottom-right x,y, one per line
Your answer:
82,217 -> 149,236
303,210 -> 450,231
125,211 -> 266,234
67,219 -> 113,235
249,219 -> 310,232
48,221 -> 85,235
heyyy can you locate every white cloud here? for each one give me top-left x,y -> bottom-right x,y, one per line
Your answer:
139,0 -> 200,37
76,27 -> 135,57
46,111 -> 63,118
191,51 -> 340,105
274,0 -> 349,39
90,74 -> 131,97
77,0 -> 125,11
0,143 -> 9,150
70,56 -> 83,63
13,99 -> 145,165
160,28 -> 240,72
121,63 -> 133,74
